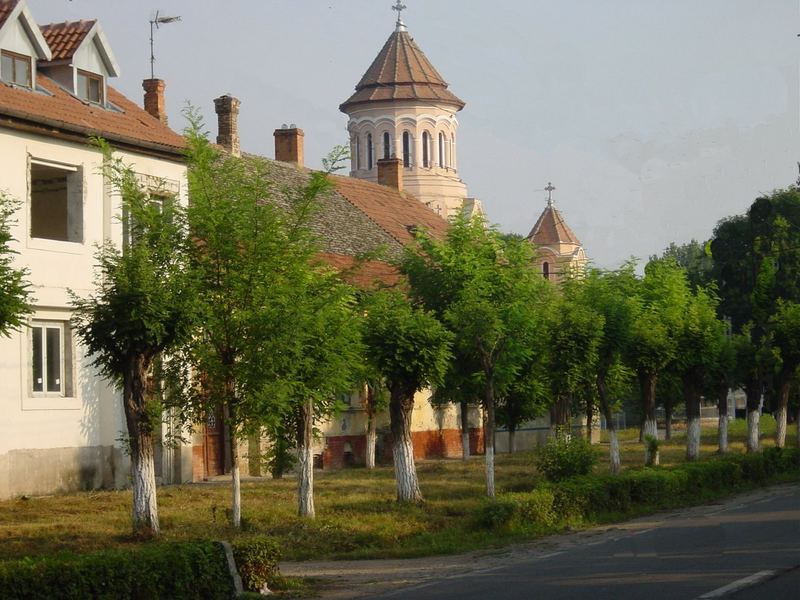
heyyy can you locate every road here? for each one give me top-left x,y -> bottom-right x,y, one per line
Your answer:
368,483 -> 800,600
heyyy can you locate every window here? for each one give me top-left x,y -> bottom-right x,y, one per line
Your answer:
30,161 -> 83,243
355,136 -> 361,170
1,50 -> 32,88
383,132 -> 391,159
367,133 -> 373,170
30,321 -> 73,397
422,132 -> 431,168
123,192 -> 174,249
543,262 -> 550,280
438,132 -> 445,167
402,131 -> 411,167
77,69 -> 103,104
451,134 -> 455,168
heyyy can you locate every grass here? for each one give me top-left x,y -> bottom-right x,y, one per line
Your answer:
0,419 -> 796,564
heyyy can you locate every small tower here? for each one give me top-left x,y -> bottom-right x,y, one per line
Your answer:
526,183 -> 587,282
340,2 -> 482,219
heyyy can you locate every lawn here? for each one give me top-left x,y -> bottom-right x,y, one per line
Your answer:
0,419 -> 796,563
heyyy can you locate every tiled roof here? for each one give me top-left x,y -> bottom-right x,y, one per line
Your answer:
39,19 -> 95,61
332,175 -> 449,246
0,0 -> 18,29
0,72 -> 185,155
340,29 -> 464,112
316,253 -> 401,288
526,205 -> 582,247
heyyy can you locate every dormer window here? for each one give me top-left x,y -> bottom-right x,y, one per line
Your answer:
1,50 -> 32,88
77,69 -> 103,104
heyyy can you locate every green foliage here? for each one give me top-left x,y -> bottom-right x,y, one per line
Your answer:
653,239 -> 714,291
534,435 -> 597,482
0,191 -> 31,337
264,427 -> 297,479
644,434 -> 660,456
232,538 -> 282,593
0,542 -> 234,599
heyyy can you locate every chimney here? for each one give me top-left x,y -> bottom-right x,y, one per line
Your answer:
274,125 -> 304,167
377,157 -> 403,192
214,95 -> 241,157
142,79 -> 167,124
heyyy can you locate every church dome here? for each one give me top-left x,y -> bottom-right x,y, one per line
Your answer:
339,28 -> 464,112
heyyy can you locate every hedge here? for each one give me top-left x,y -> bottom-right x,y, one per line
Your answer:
477,447 -> 800,530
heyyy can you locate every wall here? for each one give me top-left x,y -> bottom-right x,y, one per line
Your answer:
0,127 -> 188,499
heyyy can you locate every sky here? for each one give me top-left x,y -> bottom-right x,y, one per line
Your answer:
29,0 -> 800,268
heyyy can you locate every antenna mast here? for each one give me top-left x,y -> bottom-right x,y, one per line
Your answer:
149,11 -> 181,79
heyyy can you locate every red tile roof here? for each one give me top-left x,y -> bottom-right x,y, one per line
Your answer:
340,29 -> 464,112
331,174 -> 449,246
316,253 -> 401,288
39,20 -> 95,61
0,0 -> 18,29
527,205 -> 581,247
0,72 -> 185,155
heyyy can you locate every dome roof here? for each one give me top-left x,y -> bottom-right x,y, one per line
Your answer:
527,204 -> 582,247
340,29 -> 464,112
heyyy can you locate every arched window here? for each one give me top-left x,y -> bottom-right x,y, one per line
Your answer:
543,262 -> 550,280
439,132 -> 446,167
367,133 -> 373,170
422,131 -> 431,168
355,136 -> 361,170
451,133 -> 456,168
383,132 -> 391,159
402,131 -> 411,167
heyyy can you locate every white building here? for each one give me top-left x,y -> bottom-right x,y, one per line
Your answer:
0,0 -> 189,499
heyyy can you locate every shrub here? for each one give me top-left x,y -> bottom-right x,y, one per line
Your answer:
475,500 -> 516,529
232,537 -> 282,593
0,542 -> 233,600
534,435 -> 597,482
513,488 -> 557,528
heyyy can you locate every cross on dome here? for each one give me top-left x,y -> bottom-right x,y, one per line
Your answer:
545,182 -> 556,207
392,0 -> 408,32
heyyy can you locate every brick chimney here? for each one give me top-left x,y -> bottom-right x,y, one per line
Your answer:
213,95 -> 241,157
377,157 -> 403,192
142,79 -> 167,124
274,126 -> 304,167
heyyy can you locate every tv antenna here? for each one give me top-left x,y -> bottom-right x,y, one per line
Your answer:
149,11 -> 181,79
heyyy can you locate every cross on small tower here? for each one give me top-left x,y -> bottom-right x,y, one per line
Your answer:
392,1 -> 407,29
545,182 -> 556,207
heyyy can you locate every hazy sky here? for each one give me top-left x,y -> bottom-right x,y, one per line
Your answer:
29,0 -> 800,268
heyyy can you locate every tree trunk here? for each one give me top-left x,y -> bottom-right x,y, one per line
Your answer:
597,374 -> 620,474
717,383 -> 729,454
745,384 -> 760,454
365,385 -> 377,470
585,397 -> 594,441
390,388 -> 422,503
640,372 -> 658,465
508,424 -> 516,454
460,399 -> 470,461
123,355 -> 159,537
484,377 -> 496,498
664,397 -> 673,441
224,397 -> 242,528
297,398 -> 315,518
684,376 -> 701,461
550,395 -> 571,436
775,379 -> 790,449
796,405 -> 800,449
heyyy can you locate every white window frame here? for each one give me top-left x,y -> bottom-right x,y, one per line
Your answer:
30,320 -> 65,397
23,312 -> 79,410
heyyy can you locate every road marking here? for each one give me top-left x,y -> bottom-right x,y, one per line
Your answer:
537,551 -> 564,559
631,528 -> 655,536
697,570 -> 775,598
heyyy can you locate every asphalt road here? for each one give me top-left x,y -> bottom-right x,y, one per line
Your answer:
371,484 -> 800,600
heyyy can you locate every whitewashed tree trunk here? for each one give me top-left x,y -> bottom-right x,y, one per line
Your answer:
390,389 -> 422,503
687,417 -> 701,461
643,418 -> 658,464
123,355 -> 159,537
365,411 -> 377,470
297,399 -> 315,518
230,434 -> 241,528
747,409 -> 760,453
609,429 -> 621,475
775,381 -> 790,449
460,400 -> 470,461
484,378 -> 496,498
640,372 -> 658,465
718,414 -> 728,454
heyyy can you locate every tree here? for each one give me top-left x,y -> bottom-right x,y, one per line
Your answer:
571,265 -> 638,473
706,329 -> 736,453
362,377 -> 389,469
674,286 -> 724,460
183,117 -> 332,526
362,290 -> 452,502
496,354 -> 547,454
404,216 -> 552,497
71,144 -> 195,536
768,301 -> 800,448
629,258 -> 688,464
0,191 -> 31,336
653,240 -> 713,291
